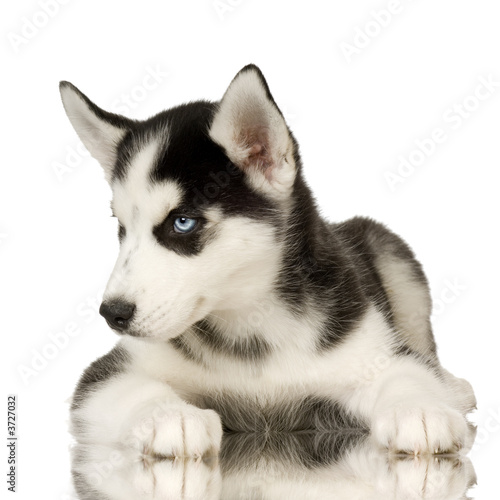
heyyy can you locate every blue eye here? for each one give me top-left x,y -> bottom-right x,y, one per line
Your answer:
173,217 -> 197,234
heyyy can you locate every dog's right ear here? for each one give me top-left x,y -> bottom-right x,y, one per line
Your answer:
59,82 -> 132,182
209,65 -> 297,201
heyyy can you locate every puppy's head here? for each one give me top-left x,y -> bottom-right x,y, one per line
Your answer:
60,65 -> 300,339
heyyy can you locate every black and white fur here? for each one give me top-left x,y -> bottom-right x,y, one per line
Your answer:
60,65 -> 476,499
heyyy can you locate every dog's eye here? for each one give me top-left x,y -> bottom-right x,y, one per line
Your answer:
173,217 -> 197,234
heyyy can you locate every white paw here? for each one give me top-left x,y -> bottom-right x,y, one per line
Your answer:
125,401 -> 223,460
375,456 -> 476,499
372,404 -> 468,454
81,450 -> 222,500
131,457 -> 221,500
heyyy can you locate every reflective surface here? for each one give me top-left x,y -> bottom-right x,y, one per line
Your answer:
93,430 -> 476,499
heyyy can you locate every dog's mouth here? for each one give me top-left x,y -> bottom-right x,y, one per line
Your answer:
104,317 -> 184,340
104,319 -> 144,338
103,298 -> 209,339
101,318 -> 142,337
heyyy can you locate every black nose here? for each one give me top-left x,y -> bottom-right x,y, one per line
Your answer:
99,300 -> 136,331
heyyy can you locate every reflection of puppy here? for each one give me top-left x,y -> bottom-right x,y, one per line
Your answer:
60,65 -> 476,498
221,433 -> 476,500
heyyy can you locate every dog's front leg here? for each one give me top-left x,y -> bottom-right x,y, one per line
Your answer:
69,345 -> 222,499
345,357 -> 475,455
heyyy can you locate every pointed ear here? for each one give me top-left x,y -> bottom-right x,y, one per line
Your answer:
209,65 -> 296,199
59,82 -> 132,182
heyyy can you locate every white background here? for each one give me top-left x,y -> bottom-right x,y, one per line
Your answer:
2,0 -> 499,498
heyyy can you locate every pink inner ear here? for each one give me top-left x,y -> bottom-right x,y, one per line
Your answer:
240,128 -> 274,173
248,143 -> 263,155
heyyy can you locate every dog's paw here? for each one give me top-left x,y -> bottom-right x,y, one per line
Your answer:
375,455 -> 477,499
125,401 -> 223,459
131,457 -> 221,500
372,404 -> 468,454
78,450 -> 222,500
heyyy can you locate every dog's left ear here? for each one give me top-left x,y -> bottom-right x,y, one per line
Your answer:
59,82 -> 133,183
209,65 -> 296,199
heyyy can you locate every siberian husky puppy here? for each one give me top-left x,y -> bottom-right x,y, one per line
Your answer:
60,65 -> 476,499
